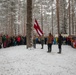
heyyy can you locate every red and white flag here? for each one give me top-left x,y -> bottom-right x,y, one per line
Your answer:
34,19 -> 43,36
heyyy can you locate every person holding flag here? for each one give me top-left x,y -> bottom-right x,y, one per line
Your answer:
40,34 -> 44,49
34,19 -> 44,49
33,34 -> 36,48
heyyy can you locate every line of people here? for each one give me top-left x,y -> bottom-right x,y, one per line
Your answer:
0,35 -> 26,49
0,33 -> 71,54
33,33 -> 63,54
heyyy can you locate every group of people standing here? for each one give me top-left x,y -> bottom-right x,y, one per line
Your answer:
0,33 -> 63,54
0,35 -> 26,49
33,33 -> 63,54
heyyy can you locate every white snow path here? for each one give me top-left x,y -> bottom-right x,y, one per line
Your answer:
0,45 -> 76,75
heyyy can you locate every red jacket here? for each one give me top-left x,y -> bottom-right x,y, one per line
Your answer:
17,36 -> 21,42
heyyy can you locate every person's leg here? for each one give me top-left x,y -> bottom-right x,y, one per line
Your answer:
33,40 -> 36,48
58,44 -> 61,53
33,43 -> 35,48
59,44 -> 61,53
49,44 -> 52,52
47,44 -> 50,52
0,45 -> 2,49
41,40 -> 44,49
41,44 -> 43,49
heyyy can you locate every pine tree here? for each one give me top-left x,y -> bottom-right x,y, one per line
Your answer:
26,0 -> 33,48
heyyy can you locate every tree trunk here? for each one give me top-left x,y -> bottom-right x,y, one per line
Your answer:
41,4 -> 43,31
26,0 -> 32,48
52,0 -> 53,34
56,0 -> 60,34
69,0 -> 71,35
72,0 -> 74,34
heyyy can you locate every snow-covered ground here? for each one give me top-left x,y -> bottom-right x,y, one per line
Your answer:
0,44 -> 76,75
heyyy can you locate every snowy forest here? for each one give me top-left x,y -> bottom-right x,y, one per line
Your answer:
0,0 -> 76,36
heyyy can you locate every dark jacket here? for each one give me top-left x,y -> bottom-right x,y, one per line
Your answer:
0,36 -> 2,45
58,35 -> 63,45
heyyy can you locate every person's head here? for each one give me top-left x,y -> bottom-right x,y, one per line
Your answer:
58,33 -> 61,36
49,33 -> 51,36
42,34 -> 44,37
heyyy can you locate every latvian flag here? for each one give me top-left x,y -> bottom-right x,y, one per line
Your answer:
34,19 -> 43,36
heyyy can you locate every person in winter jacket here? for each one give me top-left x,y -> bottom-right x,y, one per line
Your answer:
40,34 -> 44,49
16,35 -> 21,45
33,35 -> 36,48
0,35 -> 2,48
47,33 -> 53,52
2,35 -> 7,48
57,34 -> 63,54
